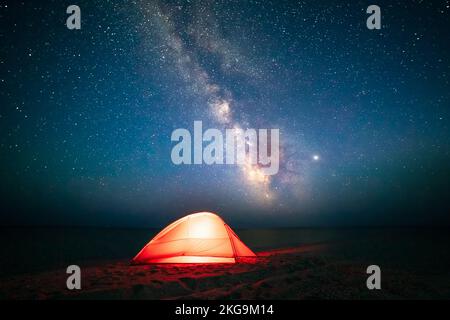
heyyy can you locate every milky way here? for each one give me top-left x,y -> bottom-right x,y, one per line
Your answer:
136,0 -> 314,205
0,0 -> 449,227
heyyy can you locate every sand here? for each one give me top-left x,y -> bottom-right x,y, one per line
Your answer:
1,241 -> 449,300
1,227 -> 450,300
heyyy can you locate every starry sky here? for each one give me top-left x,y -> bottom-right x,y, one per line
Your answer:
1,0 -> 449,228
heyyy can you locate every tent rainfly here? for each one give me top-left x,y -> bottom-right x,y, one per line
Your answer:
132,212 -> 256,264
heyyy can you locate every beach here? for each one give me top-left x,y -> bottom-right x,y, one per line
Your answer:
1,227 -> 449,299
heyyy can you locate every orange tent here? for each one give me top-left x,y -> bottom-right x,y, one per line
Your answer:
132,212 -> 256,264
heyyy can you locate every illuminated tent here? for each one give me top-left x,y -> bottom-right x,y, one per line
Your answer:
132,212 -> 256,264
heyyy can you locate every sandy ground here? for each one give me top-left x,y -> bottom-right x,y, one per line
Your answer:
1,242 -> 449,300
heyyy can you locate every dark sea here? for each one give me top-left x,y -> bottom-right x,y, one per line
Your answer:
1,227 -> 450,278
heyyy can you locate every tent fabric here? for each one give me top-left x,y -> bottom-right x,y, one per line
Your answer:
132,212 -> 256,264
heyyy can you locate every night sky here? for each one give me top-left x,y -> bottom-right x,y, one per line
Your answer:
1,0 -> 449,228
